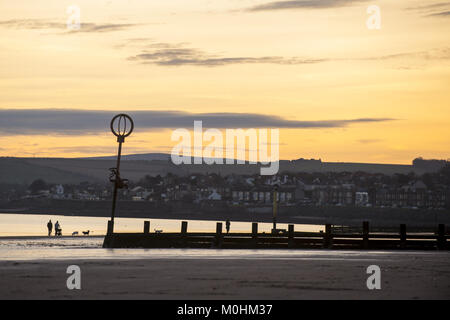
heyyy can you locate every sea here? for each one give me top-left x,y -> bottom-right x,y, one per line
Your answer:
0,213 -> 342,261
2,213 -> 447,263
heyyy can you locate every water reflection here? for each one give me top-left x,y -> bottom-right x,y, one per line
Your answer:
0,213 -> 329,260
0,213 -> 324,236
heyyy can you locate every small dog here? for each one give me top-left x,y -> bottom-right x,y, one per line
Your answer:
72,231 -> 79,236
154,229 -> 163,234
82,230 -> 90,236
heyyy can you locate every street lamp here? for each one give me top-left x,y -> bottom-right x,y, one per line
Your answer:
272,184 -> 279,233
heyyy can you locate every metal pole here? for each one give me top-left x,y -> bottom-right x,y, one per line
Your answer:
110,140 -> 123,229
272,186 -> 278,232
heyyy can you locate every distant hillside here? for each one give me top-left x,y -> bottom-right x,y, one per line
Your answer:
80,153 -> 237,164
0,157 -> 99,185
0,154 -> 435,185
80,153 -> 171,161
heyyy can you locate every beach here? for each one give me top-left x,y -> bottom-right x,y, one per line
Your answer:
1,215 -> 449,300
1,249 -> 449,299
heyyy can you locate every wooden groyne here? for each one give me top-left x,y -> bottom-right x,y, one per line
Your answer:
102,220 -> 449,250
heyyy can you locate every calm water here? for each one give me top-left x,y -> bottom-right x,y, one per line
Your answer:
0,213 -> 324,236
0,213 -> 328,260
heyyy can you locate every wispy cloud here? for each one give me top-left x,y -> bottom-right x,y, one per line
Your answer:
406,2 -> 450,18
47,145 -> 152,155
357,139 -> 382,144
0,109 -> 396,135
426,10 -> 450,17
356,47 -> 450,61
0,19 -> 139,33
126,41 -> 450,68
407,2 -> 450,11
246,0 -> 369,12
127,42 -> 326,66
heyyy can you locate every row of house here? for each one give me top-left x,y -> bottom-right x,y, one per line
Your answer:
22,174 -> 450,209
306,180 -> 448,209
374,181 -> 447,208
230,186 -> 297,204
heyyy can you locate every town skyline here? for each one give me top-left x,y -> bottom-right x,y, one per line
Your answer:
2,150 -> 449,166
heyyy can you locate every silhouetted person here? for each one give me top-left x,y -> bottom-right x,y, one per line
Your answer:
47,220 -> 53,236
55,221 -> 61,236
226,219 -> 230,234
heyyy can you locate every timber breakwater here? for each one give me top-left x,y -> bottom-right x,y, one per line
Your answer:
103,220 -> 449,250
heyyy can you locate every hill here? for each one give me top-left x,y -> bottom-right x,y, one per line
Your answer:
0,157 -> 98,184
0,154 -> 432,185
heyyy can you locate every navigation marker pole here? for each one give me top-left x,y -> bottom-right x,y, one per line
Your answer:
107,114 -> 134,234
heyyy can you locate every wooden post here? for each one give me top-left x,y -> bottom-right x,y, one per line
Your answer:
437,224 -> 446,250
252,223 -> 258,238
143,221 -> 150,234
107,220 -> 113,235
181,221 -> 188,235
400,224 -> 406,248
181,221 -> 188,247
252,223 -> 258,247
362,221 -> 369,249
215,222 -> 223,248
272,187 -> 278,232
288,224 -> 294,248
323,224 -> 332,248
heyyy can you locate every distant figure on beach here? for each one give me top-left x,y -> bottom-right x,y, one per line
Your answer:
226,219 -> 230,234
55,221 -> 62,236
47,220 -> 53,236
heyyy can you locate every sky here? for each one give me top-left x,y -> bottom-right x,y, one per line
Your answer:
0,0 -> 449,164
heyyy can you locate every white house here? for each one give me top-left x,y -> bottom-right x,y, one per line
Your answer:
207,189 -> 222,201
355,192 -> 369,206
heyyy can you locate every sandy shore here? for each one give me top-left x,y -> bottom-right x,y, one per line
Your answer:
1,252 -> 449,299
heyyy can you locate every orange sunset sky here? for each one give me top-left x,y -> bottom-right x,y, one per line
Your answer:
0,0 -> 449,164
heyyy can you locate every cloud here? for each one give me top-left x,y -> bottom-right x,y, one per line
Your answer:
356,47 -> 450,61
405,2 -> 450,18
0,109 -> 396,135
407,2 -> 450,11
127,42 -> 327,66
43,146 -> 118,154
47,145 -> 152,155
357,139 -> 382,144
126,41 -> 450,68
246,0 -> 369,12
0,19 -> 138,33
426,10 -> 450,17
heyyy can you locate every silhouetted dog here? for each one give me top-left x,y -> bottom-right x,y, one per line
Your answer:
82,230 -> 90,236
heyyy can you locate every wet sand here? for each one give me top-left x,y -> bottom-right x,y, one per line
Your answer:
1,252 -> 449,299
